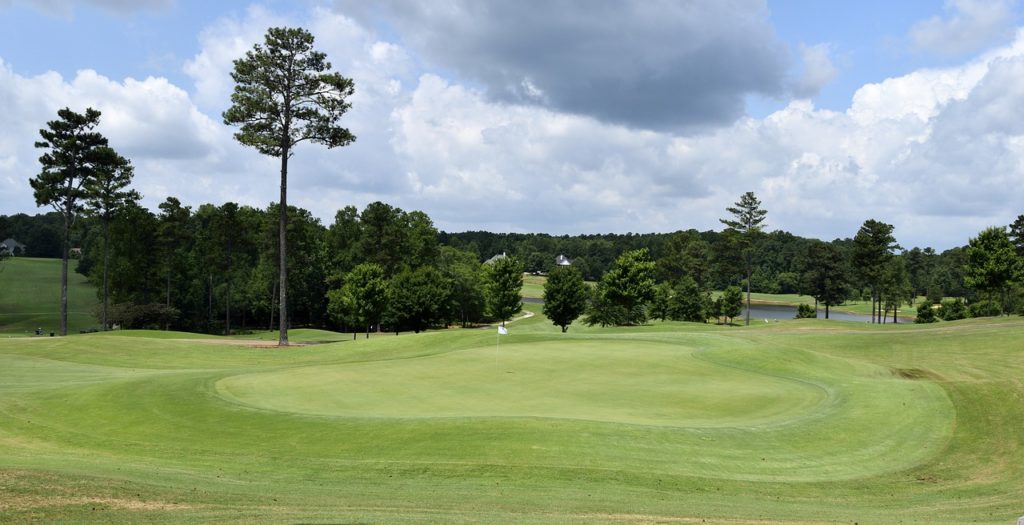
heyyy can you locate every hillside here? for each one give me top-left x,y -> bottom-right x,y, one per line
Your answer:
0,257 -> 99,334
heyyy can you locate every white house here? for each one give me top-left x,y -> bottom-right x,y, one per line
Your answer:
0,238 -> 25,257
554,254 -> 572,266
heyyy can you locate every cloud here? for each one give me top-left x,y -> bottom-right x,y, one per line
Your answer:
1,0 -> 172,16
337,0 -> 790,133
5,4 -> 1024,252
909,0 -> 1018,56
791,43 -> 838,99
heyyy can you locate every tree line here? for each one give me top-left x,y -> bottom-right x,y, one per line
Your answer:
7,193 -> 1022,333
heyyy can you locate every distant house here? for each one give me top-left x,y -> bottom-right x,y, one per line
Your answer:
69,247 -> 83,259
0,238 -> 25,257
554,254 -> 572,266
484,252 -> 508,265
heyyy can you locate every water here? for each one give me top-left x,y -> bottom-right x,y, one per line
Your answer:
522,297 -> 882,323
742,304 -> 875,323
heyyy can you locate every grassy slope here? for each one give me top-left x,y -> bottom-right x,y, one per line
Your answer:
0,257 -> 99,334
0,305 -> 1022,524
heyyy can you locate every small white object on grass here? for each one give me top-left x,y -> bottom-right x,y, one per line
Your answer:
498,325 -> 508,335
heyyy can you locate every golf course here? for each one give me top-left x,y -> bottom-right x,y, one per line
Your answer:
1,298 -> 1022,523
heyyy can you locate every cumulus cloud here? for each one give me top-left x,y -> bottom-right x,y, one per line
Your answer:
909,0 -> 1018,56
5,4 -> 1024,250
337,0 -> 790,133
791,43 -> 838,99
1,0 -> 172,16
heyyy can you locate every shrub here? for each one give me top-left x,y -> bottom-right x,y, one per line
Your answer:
914,302 -> 938,323
937,298 -> 967,321
103,302 -> 180,329
795,303 -> 817,319
968,300 -> 1001,318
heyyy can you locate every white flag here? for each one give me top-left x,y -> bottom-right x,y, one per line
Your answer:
498,325 -> 508,335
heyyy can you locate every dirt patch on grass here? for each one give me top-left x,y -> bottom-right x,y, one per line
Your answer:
892,367 -> 942,381
0,495 -> 195,512
190,338 -> 307,348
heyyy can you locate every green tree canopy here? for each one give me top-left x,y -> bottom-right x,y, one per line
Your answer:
800,241 -> 850,319
484,256 -> 524,325
721,285 -> 743,324
328,262 -> 387,338
542,265 -> 589,332
964,226 -> 1016,315
585,248 -> 655,326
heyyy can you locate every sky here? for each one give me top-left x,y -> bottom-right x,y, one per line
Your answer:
1,0 -> 1023,250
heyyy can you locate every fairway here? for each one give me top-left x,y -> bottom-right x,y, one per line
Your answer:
1,310 -> 1022,523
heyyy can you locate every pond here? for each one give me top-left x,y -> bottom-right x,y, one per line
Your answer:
742,304 -> 876,323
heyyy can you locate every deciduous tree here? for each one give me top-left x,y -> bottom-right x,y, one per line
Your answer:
542,265 -> 589,332
964,226 -> 1016,316
484,256 -> 524,325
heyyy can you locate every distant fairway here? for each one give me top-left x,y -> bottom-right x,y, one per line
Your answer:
1,306 -> 1022,523
0,257 -> 98,334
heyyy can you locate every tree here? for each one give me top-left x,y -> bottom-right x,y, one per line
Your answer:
964,226 -> 1016,316
437,246 -> 486,328
649,282 -> 673,322
852,219 -> 899,323
800,241 -> 850,319
1009,214 -> 1024,256
328,263 -> 387,338
915,301 -> 937,323
30,107 -> 112,335
721,286 -> 743,324
83,149 -> 139,331
224,26 -> 356,346
387,266 -> 452,333
156,197 -> 192,328
542,266 -> 589,332
720,191 -> 767,326
484,256 -> 524,325
880,256 -> 913,323
669,276 -> 709,323
585,249 -> 656,326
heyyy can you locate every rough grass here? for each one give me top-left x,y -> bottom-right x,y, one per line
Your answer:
1,305 -> 1022,524
0,257 -> 99,334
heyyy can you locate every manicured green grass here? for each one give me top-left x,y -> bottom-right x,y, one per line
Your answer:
0,257 -> 99,334
1,308 -> 1022,523
522,274 -> 546,298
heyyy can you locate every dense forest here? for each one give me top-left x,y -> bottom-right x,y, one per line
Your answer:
3,201 -> 1021,334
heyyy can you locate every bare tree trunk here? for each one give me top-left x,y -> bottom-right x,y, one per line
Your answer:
208,273 -> 213,331
269,279 -> 277,332
278,147 -> 289,347
101,219 -> 110,331
60,213 -> 69,336
745,262 -> 752,326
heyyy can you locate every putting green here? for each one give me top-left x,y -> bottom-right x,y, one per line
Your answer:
216,340 -> 826,426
